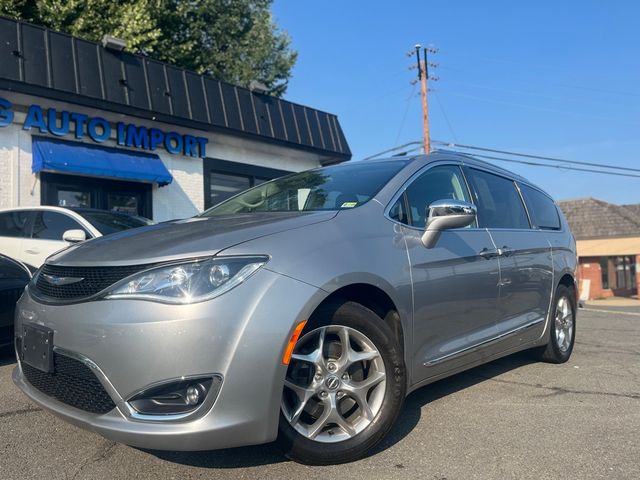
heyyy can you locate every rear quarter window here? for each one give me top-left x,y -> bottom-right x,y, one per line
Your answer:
519,184 -> 561,230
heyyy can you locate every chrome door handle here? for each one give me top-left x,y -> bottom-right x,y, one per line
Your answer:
25,249 -> 40,255
479,248 -> 499,259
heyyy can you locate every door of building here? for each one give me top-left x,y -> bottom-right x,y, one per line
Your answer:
41,172 -> 152,219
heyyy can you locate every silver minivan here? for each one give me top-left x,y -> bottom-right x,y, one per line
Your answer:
13,152 -> 577,464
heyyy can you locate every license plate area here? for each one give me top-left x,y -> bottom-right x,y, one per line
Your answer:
21,324 -> 54,373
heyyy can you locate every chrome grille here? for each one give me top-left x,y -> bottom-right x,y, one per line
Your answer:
33,263 -> 157,301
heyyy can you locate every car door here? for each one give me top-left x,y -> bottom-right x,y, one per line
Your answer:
464,168 -> 553,348
21,210 -> 90,267
390,164 -> 501,384
0,210 -> 31,263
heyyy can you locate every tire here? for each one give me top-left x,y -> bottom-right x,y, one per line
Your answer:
536,284 -> 576,363
278,301 -> 406,465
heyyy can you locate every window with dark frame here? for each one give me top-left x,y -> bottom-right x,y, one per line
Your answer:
398,165 -> 472,227
519,183 -> 561,230
465,168 -> 530,230
40,172 -> 152,219
203,158 -> 293,210
600,257 -> 609,289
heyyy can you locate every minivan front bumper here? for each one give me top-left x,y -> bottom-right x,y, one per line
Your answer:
12,268 -> 324,450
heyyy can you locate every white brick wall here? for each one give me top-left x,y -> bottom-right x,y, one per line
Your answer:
0,122 -> 39,209
0,91 -> 327,221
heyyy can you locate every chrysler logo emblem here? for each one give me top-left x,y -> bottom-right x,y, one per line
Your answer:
41,273 -> 84,286
325,375 -> 340,391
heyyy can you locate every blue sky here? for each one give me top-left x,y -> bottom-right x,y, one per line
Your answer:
272,0 -> 640,204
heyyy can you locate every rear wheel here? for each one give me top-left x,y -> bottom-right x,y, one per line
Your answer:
537,284 -> 576,363
278,301 -> 405,465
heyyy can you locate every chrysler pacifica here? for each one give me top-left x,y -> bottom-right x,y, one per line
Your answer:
13,152 -> 577,464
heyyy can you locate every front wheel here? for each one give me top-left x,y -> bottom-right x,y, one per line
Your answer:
278,301 -> 406,465
536,284 -> 576,363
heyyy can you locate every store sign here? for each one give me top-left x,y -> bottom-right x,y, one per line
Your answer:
0,98 -> 207,157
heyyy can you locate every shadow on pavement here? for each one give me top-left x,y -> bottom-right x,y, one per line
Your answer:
147,350 -> 536,468
370,350 -> 536,457
0,345 -> 17,367
145,442 -> 286,468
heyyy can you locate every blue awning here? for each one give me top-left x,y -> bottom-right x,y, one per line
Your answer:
32,137 -> 173,186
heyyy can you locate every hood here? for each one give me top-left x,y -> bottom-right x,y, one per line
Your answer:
47,211 -> 337,267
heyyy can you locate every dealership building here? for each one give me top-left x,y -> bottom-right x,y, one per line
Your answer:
0,17 -> 351,222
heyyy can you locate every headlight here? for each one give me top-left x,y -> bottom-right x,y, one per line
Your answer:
103,256 -> 268,304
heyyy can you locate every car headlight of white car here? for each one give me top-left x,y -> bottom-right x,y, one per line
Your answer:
104,256 -> 268,304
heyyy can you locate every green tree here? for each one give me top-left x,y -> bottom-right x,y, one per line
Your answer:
0,0 -> 297,96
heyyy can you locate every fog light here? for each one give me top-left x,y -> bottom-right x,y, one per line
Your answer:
127,376 -> 221,417
186,384 -> 203,405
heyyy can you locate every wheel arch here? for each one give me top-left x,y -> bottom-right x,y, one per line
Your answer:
558,271 -> 578,303
309,283 -> 406,354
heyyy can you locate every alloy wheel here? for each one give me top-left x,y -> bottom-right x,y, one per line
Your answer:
554,296 -> 574,352
281,325 -> 387,443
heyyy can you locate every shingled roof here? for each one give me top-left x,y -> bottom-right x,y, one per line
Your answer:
559,198 -> 640,240
622,204 -> 640,219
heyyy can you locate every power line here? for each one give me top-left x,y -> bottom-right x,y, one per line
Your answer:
433,91 -> 458,142
443,79 -> 638,109
446,151 -> 640,179
395,83 -> 418,144
363,140 -> 640,179
433,141 -> 640,174
361,141 -> 422,161
438,90 -> 640,126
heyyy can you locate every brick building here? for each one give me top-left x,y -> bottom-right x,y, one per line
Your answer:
559,198 -> 640,300
0,17 -> 350,223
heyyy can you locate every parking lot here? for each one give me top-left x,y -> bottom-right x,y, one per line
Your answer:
1,308 -> 638,480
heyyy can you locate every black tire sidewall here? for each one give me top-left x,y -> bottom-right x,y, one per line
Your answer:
278,301 -> 406,465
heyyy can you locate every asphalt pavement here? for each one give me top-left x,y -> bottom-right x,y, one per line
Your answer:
1,309 -> 638,479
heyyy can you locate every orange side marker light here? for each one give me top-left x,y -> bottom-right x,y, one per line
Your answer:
282,320 -> 307,365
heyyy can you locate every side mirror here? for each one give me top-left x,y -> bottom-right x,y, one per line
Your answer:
421,199 -> 477,248
62,229 -> 87,243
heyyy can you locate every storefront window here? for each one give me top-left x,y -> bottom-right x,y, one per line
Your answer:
209,172 -> 252,206
611,256 -> 635,290
203,158 -> 292,209
58,189 -> 91,208
108,193 -> 140,215
42,172 -> 152,219
600,257 -> 609,289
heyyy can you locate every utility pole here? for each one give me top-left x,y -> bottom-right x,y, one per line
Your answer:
410,44 -> 438,154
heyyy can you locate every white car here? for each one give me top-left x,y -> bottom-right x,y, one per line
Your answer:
0,206 -> 153,268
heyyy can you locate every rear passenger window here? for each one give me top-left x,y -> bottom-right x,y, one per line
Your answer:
403,165 -> 471,227
0,211 -> 30,237
519,184 -> 560,230
466,169 -> 530,229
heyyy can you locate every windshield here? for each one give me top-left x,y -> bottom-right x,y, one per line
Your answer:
201,161 -> 408,216
78,211 -> 154,235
